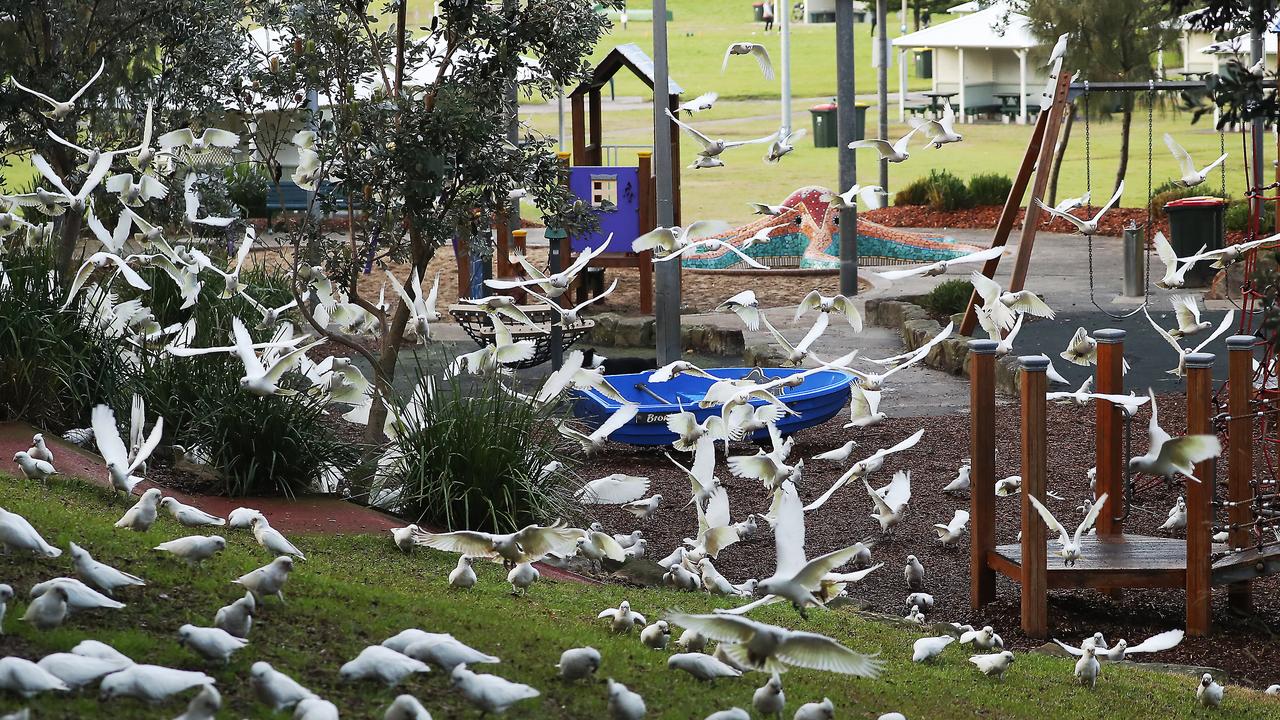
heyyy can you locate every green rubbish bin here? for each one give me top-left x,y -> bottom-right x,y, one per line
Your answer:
914,48 -> 933,79
1165,196 -> 1226,287
810,102 -> 867,148
753,2 -> 764,21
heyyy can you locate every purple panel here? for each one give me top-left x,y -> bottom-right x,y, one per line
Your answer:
568,166 -> 640,254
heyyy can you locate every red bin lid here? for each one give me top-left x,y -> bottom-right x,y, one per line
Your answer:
811,103 -> 837,111
1165,196 -> 1225,208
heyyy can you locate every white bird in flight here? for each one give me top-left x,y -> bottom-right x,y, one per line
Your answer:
717,480 -> 871,618
873,246 -> 1004,282
912,102 -> 963,148
1129,390 -> 1222,483
823,183 -> 884,211
1026,492 -> 1109,566
1164,133 -> 1227,188
666,612 -> 884,677
848,127 -> 920,163
1145,306 -> 1234,378
678,91 -> 718,116
721,42 -> 774,80
170,316 -> 320,396
1033,181 -> 1124,235
10,59 -> 105,119
666,109 -> 777,160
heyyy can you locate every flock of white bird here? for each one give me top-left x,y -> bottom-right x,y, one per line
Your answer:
2,33 -> 1278,719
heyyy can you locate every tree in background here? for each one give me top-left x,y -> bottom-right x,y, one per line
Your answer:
243,0 -> 619,446
1018,0 -> 1176,196
0,0 -> 250,276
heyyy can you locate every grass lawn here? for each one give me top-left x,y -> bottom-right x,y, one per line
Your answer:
524,100 -> 1253,226
0,474 -> 1274,718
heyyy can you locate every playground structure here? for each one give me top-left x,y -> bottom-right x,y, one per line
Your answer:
678,186 -> 985,272
968,333 -> 1280,638
563,42 -> 686,315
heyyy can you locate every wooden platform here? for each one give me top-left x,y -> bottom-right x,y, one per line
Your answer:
989,535 -> 1227,590
1212,543 -> 1280,585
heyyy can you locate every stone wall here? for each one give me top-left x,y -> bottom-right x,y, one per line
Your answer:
585,313 -> 746,358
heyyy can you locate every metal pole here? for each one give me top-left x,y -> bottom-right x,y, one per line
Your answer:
900,0 -> 907,34
836,0 -> 859,296
557,89 -> 566,152
1122,224 -> 1144,297
876,0 -> 889,194
653,0 -> 679,364
503,0 -> 520,286
780,0 -> 792,135
1250,0 -> 1265,221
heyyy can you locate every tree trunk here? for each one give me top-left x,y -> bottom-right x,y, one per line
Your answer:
47,146 -> 80,280
1114,96 -> 1133,197
913,2 -> 920,30
1046,102 -> 1075,209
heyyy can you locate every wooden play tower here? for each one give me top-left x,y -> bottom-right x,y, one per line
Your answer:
968,333 -> 1279,637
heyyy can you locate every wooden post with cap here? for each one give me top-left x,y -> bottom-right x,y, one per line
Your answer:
1226,336 -> 1255,612
1019,354 -> 1049,637
969,339 -> 999,610
1184,351 -> 1215,637
1094,328 -> 1126,537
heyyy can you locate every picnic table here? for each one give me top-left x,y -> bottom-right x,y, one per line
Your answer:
922,91 -> 957,116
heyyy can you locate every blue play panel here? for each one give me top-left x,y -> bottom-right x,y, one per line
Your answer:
572,367 -> 856,446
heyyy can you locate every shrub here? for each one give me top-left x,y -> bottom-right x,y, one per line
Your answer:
1225,198 -> 1277,233
374,370 -> 580,533
925,170 -> 970,211
0,245 -> 133,430
1149,184 -> 1226,219
225,163 -> 271,218
893,176 -> 933,206
893,170 -> 970,210
967,173 -> 1013,206
122,262 -> 348,496
922,278 -> 974,317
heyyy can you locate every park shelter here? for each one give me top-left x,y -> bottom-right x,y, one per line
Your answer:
891,3 -> 1044,124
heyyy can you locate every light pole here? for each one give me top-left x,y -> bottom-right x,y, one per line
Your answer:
876,0 -> 889,194
780,0 -> 792,135
653,0 -> 679,364
836,1 -> 858,295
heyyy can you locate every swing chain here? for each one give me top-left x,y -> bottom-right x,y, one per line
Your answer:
1145,81 -> 1154,300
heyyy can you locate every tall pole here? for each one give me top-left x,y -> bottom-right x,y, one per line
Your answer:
836,1 -> 858,295
653,0 -> 679,364
900,0 -> 907,34
876,0 -> 889,194
780,0 -> 792,135
503,0 -> 520,278
1250,0 -> 1265,222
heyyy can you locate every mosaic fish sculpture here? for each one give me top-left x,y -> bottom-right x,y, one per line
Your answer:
680,186 -> 984,272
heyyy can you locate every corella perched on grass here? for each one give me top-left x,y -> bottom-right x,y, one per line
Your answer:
0,507 -> 62,557
450,664 -> 539,715
234,556 -> 294,603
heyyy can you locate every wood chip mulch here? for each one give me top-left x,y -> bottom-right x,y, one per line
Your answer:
581,394 -> 1280,689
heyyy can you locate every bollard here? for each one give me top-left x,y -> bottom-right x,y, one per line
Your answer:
1123,224 -> 1144,297
1226,336 -> 1256,612
969,340 -> 999,610
1185,352 -> 1215,637
1018,354 -> 1049,638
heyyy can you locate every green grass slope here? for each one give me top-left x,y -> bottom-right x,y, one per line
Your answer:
0,474 -> 1274,718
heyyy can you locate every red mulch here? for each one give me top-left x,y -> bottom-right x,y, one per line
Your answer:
864,205 -> 1252,246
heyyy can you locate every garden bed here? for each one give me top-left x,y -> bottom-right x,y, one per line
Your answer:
581,395 -> 1280,689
